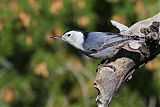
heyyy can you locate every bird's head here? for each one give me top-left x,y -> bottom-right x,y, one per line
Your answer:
50,30 -> 85,50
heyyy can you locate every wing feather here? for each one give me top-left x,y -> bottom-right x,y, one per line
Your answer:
83,32 -> 125,52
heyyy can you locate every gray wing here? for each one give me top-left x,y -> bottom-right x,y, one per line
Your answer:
83,32 -> 126,52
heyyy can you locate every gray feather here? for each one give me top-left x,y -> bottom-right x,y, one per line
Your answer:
83,32 -> 124,51
82,32 -> 131,59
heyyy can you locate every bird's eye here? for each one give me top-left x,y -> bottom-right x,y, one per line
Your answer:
67,34 -> 71,37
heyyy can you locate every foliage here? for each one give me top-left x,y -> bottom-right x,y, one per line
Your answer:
0,0 -> 160,107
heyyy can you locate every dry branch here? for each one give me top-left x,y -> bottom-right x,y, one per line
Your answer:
94,12 -> 160,107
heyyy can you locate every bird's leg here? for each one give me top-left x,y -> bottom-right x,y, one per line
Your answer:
97,59 -> 117,73
99,59 -> 108,66
96,60 -> 107,72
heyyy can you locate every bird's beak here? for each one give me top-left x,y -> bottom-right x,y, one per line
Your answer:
50,35 -> 62,39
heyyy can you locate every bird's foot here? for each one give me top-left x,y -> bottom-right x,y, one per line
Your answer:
97,60 -> 116,72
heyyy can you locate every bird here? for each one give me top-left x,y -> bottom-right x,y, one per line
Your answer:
50,29 -> 132,60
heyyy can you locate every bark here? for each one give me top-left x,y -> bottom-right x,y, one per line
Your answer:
94,12 -> 160,107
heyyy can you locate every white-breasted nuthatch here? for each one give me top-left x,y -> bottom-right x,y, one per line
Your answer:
50,29 -> 131,60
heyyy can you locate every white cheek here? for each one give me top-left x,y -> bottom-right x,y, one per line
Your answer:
62,32 -> 84,50
76,37 -> 84,45
74,36 -> 84,50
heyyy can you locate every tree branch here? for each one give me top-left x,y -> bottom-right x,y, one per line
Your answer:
94,12 -> 160,107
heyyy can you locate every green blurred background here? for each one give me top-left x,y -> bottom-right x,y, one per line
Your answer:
0,0 -> 160,107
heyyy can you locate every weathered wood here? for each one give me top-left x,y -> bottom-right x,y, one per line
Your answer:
94,12 -> 160,107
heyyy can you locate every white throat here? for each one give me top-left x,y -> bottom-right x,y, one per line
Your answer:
73,39 -> 84,50
71,35 -> 84,50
